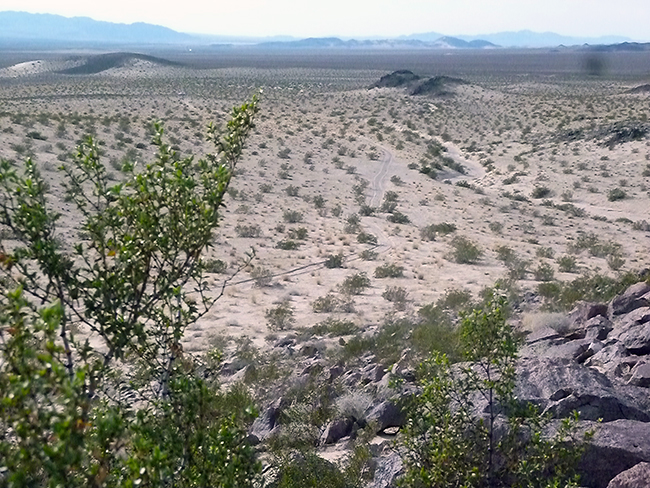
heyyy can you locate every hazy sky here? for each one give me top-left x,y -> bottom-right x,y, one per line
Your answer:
4,0 -> 650,40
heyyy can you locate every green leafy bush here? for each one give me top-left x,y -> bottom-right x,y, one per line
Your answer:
401,292 -> 587,488
0,97 -> 261,486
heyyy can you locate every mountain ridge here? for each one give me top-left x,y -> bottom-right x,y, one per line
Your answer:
0,11 -> 192,45
0,11 -> 638,49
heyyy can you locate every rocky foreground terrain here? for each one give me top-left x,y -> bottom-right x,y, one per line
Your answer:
240,278 -> 650,488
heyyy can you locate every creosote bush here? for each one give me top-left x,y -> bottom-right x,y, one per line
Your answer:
0,96 -> 262,486
266,301 -> 296,330
339,272 -> 371,295
449,236 -> 483,264
401,291 -> 588,488
374,263 -> 405,278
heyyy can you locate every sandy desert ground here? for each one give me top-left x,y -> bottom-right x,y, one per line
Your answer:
0,49 -> 648,376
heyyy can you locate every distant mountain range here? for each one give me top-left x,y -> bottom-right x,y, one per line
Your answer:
255,36 -> 497,50
0,11 -> 192,44
402,30 -> 631,47
0,11 -> 638,49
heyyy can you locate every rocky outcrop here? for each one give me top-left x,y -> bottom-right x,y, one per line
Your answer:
245,279 -> 650,488
607,462 -> 650,487
517,281 -> 650,487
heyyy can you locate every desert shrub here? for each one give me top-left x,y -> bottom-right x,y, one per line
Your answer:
0,97 -> 261,486
537,271 -> 649,311
556,203 -> 587,217
382,286 -> 408,310
374,263 -> 404,278
387,211 -> 410,224
285,185 -> 300,197
276,239 -> 300,250
390,175 -> 404,186
204,258 -> 228,274
357,231 -> 378,244
313,195 -> 325,208
437,288 -> 473,311
380,200 -> 397,213
236,224 -> 262,238
359,249 -> 378,261
402,292 -> 587,488
531,185 -> 552,198
251,266 -> 273,287
283,210 -> 303,223
259,183 -> 273,193
287,227 -> 308,240
557,255 -> 578,273
607,254 -> 626,271
450,236 -> 483,264
271,446 -> 373,488
324,252 -> 345,269
607,187 -> 627,201
536,246 -> 555,259
266,301 -> 296,330
310,318 -> 358,337
495,245 -> 516,264
312,294 -> 340,313
568,232 -> 621,258
340,272 -> 371,295
534,262 -> 555,281
278,147 -> 292,159
383,190 -> 399,202
412,305 -> 460,360
331,204 -> 342,217
421,222 -> 457,239
344,214 -> 361,233
26,130 -> 47,140
358,204 -> 375,216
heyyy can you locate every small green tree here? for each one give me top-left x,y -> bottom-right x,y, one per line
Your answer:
401,291 -> 586,488
0,96 -> 261,486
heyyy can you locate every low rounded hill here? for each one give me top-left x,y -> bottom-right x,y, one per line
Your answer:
58,52 -> 181,75
372,70 -> 468,97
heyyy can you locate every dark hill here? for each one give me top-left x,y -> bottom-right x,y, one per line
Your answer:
626,84 -> 650,94
372,71 -> 469,97
588,42 -> 650,52
373,70 -> 421,88
58,53 -> 181,75
410,76 -> 468,97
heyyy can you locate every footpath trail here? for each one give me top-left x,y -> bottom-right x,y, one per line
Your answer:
225,141 -> 396,287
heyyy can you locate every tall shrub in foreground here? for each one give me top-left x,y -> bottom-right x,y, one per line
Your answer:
401,291 -> 587,488
0,96 -> 261,486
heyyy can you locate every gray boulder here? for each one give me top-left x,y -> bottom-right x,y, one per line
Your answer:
610,308 -> 650,355
366,400 -> 406,433
320,417 -> 353,445
568,302 -> 610,336
609,283 -> 650,317
515,357 -> 650,421
368,452 -> 403,488
628,361 -> 650,388
580,420 -> 650,488
584,315 -> 615,341
607,462 -> 650,488
584,342 -> 631,378
248,398 -> 284,445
